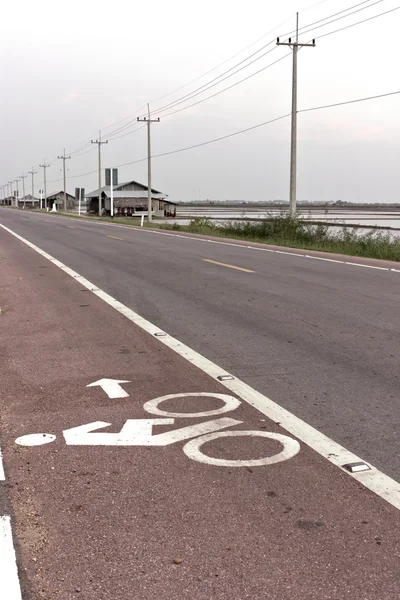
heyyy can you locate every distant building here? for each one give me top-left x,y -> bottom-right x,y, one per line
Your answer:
47,191 -> 76,210
86,179 -> 176,217
1,195 -> 16,206
17,194 -> 40,208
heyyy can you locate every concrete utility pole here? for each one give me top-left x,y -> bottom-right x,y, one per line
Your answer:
28,167 -> 37,202
8,181 -> 13,202
39,161 -> 50,210
57,149 -> 71,211
91,131 -> 108,216
137,104 -> 160,223
277,13 -> 315,216
19,174 -> 27,209
13,179 -> 19,208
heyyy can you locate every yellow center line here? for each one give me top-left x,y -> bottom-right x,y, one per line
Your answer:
67,226 -> 76,229
202,259 -> 255,273
107,235 -> 125,241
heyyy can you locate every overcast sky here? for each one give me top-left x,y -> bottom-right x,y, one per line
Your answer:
1,0 -> 399,203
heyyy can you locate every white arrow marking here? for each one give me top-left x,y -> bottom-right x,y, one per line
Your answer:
63,418 -> 242,446
86,378 -> 130,399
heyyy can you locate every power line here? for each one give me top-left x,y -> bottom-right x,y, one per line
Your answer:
149,2 -> 373,117
299,0 -> 386,37
138,2 -> 384,123
115,114 -> 292,169
317,4 -> 400,39
16,1 -> 396,181
295,0 -> 376,35
105,123 -> 147,142
159,53 -> 291,120
38,2 -> 381,160
299,89 -> 400,112
116,87 -> 400,168
148,42 -> 277,118
40,86 -> 400,184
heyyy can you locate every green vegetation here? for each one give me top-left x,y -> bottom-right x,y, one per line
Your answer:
25,209 -> 400,262
158,215 -> 400,262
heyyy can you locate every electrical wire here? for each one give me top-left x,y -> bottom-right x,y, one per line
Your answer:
317,4 -> 400,38
45,1 -> 382,156
106,124 -> 147,142
148,0 -> 376,120
136,1 -> 383,124
299,89 -> 400,112
159,53 -> 291,120
294,0 -> 377,36
115,88 -> 400,168
299,0 -> 386,37
11,1 -> 397,182
147,44 -> 279,118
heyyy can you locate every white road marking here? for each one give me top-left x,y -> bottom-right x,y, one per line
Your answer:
0,443 -> 5,480
183,430 -> 301,467
1,223 -> 400,510
4,210 -> 399,275
0,516 -> 23,600
275,250 -> 304,257
305,255 -> 344,264
344,262 -> 389,271
15,433 -> 56,446
87,378 -> 130,399
143,392 -> 241,418
63,417 -> 241,446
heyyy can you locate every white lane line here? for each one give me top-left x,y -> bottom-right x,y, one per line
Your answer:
1,222 -> 399,511
0,516 -> 23,600
344,262 -> 389,271
4,210 -> 399,275
306,255 -> 345,264
0,443 -> 5,480
275,250 -> 305,257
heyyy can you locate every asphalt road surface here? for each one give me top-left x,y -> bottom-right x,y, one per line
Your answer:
0,208 -> 399,599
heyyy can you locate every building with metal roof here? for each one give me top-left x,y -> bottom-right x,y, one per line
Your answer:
86,179 -> 176,217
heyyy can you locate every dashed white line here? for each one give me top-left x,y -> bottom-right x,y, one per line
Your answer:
4,209 -> 399,275
0,517 -> 23,600
1,221 -> 399,511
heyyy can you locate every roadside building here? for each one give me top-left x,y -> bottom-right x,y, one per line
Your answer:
47,191 -> 76,211
1,195 -> 16,206
86,179 -> 176,217
17,194 -> 40,208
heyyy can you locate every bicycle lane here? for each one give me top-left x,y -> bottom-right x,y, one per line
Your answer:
0,228 -> 399,600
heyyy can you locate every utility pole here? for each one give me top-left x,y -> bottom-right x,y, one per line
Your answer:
137,104 -> 160,223
19,174 -> 27,209
39,160 -> 50,210
13,179 -> 19,208
277,13 -> 315,216
28,167 -> 37,203
57,149 -> 71,211
91,131 -> 108,216
8,181 -> 13,203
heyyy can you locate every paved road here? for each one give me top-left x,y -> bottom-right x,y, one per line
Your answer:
0,219 -> 399,599
1,208 -> 399,482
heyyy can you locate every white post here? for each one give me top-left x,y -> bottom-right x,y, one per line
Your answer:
141,214 -> 144,227
110,170 -> 114,217
78,188 -> 81,216
39,190 -> 43,210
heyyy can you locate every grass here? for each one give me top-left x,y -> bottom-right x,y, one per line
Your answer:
19,208 -> 400,262
158,215 -> 400,262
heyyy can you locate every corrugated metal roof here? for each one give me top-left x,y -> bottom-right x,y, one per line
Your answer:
86,179 -> 165,198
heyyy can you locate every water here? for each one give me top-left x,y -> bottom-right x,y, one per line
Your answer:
171,207 -> 400,236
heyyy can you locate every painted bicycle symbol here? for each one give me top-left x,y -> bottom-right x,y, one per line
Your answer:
16,393 -> 300,467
